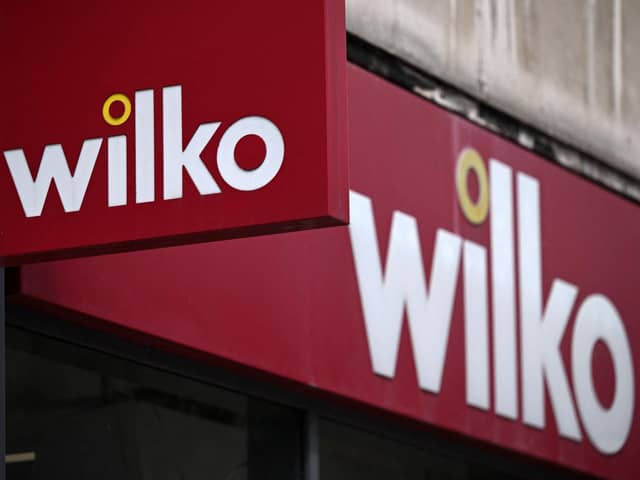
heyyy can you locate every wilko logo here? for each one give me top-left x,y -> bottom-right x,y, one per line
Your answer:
0,0 -> 347,265
349,148 -> 635,455
3,86 -> 285,218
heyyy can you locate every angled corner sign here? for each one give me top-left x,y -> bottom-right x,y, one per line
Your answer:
0,0 -> 348,265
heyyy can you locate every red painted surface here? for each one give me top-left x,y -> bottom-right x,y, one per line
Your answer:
19,65 -> 640,479
0,0 -> 347,264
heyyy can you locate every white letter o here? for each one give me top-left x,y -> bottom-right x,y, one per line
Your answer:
217,116 -> 284,191
571,294 -> 634,454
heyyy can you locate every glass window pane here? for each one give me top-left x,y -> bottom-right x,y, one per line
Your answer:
7,325 -> 302,480
318,419 -> 466,480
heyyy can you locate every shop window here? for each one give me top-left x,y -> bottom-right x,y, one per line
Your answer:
6,326 -> 303,480
316,419 -> 590,480
318,419 -> 466,480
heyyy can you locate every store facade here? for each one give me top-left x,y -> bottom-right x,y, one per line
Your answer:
3,3 -> 639,480
6,61 -> 638,479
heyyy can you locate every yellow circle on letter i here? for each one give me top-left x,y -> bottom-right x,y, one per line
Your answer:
102,93 -> 132,126
456,148 -> 489,225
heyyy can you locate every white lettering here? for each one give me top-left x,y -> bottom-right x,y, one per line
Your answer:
463,240 -> 490,410
490,160 -> 518,419
107,135 -> 127,207
348,153 -> 636,455
349,190 -> 462,393
217,116 -> 284,191
162,85 -> 221,200
517,172 -> 581,440
572,295 -> 635,454
135,89 -> 155,203
5,139 -> 102,217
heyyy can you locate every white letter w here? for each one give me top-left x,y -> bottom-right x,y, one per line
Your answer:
349,191 -> 462,393
5,139 -> 102,217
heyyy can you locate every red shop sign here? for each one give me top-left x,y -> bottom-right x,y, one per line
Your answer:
18,65 -> 640,479
0,0 -> 347,264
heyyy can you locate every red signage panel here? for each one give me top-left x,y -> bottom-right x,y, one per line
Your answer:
17,65 -> 640,479
0,0 -> 347,264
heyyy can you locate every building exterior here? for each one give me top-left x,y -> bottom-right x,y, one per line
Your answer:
5,2 -> 639,479
347,0 -> 640,192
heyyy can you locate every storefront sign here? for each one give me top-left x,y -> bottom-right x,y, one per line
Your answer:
0,0 -> 347,264
18,65 -> 639,479
350,160 -> 633,456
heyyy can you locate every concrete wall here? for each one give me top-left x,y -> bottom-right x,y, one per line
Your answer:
346,0 -> 640,181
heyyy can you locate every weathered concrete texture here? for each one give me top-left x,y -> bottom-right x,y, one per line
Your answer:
347,0 -> 640,180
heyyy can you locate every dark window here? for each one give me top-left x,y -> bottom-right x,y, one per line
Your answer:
317,418 -> 595,480
318,419 -> 466,480
6,326 -> 303,480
